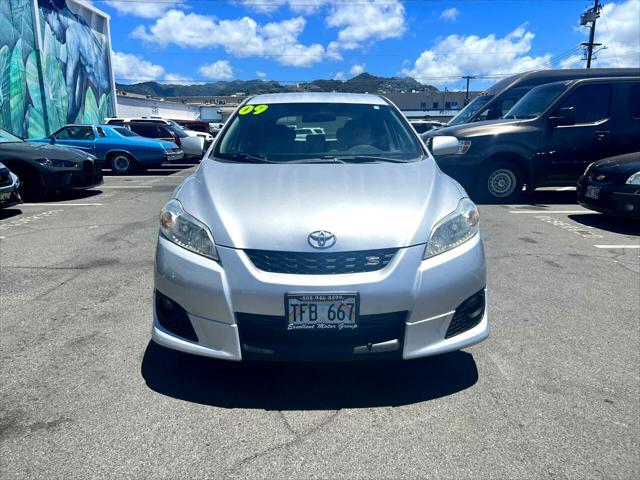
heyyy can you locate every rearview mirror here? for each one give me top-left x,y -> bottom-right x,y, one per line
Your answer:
48,135 -> 56,144
431,136 -> 460,156
548,107 -> 575,127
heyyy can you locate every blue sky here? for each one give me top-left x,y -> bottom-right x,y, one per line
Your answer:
95,0 -> 640,90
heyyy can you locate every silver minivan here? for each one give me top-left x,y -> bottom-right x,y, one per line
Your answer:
152,93 -> 488,361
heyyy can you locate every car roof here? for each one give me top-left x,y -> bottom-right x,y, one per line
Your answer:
246,92 -> 388,105
489,68 -> 640,94
532,76 -> 640,90
106,118 -> 170,123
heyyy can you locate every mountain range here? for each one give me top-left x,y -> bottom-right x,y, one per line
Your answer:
116,73 -> 438,98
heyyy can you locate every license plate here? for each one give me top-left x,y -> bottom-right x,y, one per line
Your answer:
0,192 -> 10,200
286,293 -> 358,331
585,185 -> 600,199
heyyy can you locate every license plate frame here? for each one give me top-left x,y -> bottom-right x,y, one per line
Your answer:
285,293 -> 359,331
585,185 -> 601,200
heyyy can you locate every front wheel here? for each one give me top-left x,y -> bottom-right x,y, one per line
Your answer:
476,162 -> 524,203
110,154 -> 138,175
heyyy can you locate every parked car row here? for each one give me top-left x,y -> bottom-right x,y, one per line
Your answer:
31,124 -> 184,175
422,69 -> 639,219
104,118 -> 207,159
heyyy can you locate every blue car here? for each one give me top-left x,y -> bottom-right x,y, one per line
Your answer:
31,125 -> 184,174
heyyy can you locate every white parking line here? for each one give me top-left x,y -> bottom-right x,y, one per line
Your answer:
556,187 -> 576,191
100,186 -> 152,189
20,203 -> 103,207
594,245 -> 640,249
509,210 -> 596,214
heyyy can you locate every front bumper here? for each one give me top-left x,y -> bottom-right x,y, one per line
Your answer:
0,173 -> 22,208
152,234 -> 488,361
577,176 -> 640,219
165,149 -> 184,162
44,160 -> 103,192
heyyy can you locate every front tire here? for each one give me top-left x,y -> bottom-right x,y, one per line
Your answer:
110,154 -> 137,175
476,161 -> 524,203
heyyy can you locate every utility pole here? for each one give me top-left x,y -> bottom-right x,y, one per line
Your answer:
462,76 -> 476,105
580,0 -> 602,68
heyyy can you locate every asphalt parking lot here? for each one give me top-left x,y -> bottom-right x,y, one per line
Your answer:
1,165 -> 638,479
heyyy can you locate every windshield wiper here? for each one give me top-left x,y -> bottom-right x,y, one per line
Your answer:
333,156 -> 411,164
215,153 -> 276,163
284,156 -> 345,164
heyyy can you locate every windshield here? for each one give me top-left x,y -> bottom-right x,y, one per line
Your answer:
214,102 -> 423,163
504,82 -> 568,120
447,95 -> 494,126
0,128 -> 24,143
113,127 -> 139,137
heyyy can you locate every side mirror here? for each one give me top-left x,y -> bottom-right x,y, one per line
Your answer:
548,107 -> 575,127
431,136 -> 460,156
49,135 -> 56,144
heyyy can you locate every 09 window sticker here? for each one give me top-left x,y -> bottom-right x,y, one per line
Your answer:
238,104 -> 269,115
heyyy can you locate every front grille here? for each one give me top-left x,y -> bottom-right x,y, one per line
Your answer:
245,248 -> 398,275
0,170 -> 11,187
588,170 -> 627,185
445,290 -> 485,339
236,311 -> 407,359
71,161 -> 102,187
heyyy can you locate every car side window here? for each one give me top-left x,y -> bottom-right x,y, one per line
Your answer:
52,127 -> 72,140
77,127 -> 95,140
130,123 -> 158,138
557,84 -> 611,124
96,127 -> 106,138
629,84 -> 640,118
158,126 -> 175,138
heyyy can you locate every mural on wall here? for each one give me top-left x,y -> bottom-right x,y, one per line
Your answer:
0,0 -> 114,138
38,0 -> 114,131
0,0 -> 42,138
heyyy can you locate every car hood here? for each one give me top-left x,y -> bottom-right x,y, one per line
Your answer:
1,142 -> 91,161
174,157 -> 465,251
423,118 -> 524,140
591,152 -> 640,174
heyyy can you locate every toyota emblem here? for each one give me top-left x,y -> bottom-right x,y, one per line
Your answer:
308,230 -> 336,249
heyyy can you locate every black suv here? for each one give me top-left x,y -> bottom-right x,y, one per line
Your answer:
428,77 -> 640,202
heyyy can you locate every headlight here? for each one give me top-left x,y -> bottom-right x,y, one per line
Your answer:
424,198 -> 479,259
159,199 -> 218,261
34,158 -> 78,168
625,171 -> 640,185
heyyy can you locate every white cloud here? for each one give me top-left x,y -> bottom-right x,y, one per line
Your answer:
163,73 -> 196,85
555,0 -> 640,69
589,0 -> 640,67
239,0 -> 329,15
198,60 -> 234,80
439,7 -> 460,22
326,0 -> 406,55
333,71 -> 345,80
111,51 -> 165,83
403,25 -> 552,85
350,63 -> 365,75
132,10 -> 325,67
256,71 -> 267,79
105,0 -> 186,19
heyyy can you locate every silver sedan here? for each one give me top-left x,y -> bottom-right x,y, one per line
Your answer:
152,92 -> 489,361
